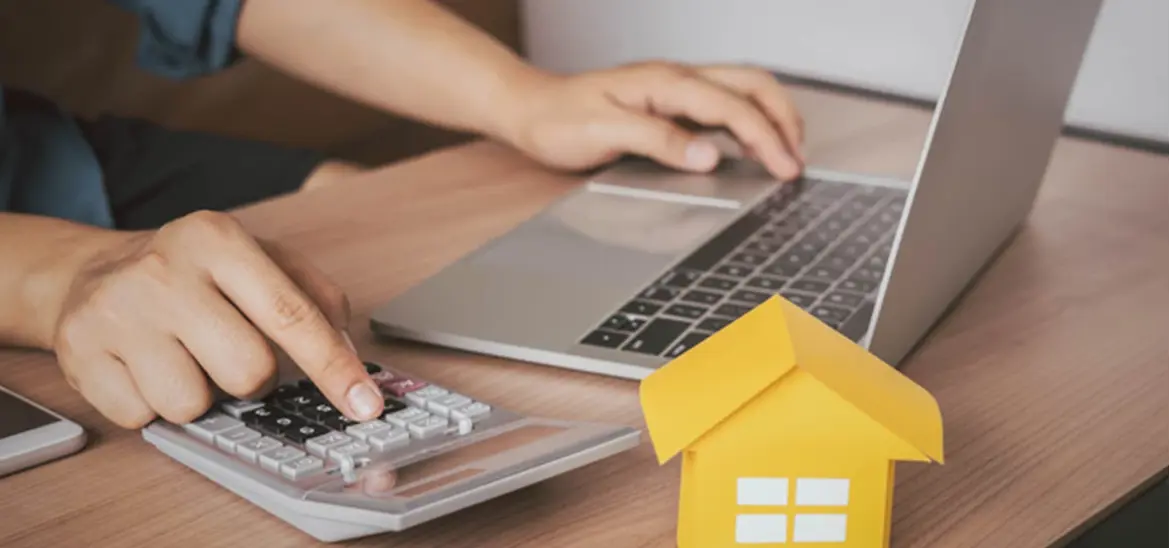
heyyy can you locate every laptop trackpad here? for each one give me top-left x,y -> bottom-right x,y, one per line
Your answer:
381,190 -> 740,350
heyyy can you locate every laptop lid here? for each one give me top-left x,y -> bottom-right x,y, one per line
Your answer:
865,0 -> 1104,364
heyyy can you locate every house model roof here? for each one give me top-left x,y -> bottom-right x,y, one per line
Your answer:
639,295 -> 944,465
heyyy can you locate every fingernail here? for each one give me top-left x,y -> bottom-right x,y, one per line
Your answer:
686,140 -> 719,170
347,382 -> 382,420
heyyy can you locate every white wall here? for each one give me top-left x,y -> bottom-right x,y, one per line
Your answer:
521,0 -> 1168,143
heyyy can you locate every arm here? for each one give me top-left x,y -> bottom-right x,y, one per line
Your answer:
235,0 -> 806,180
0,214 -> 122,349
235,0 -> 540,142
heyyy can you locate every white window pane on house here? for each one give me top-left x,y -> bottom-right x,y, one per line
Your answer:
735,514 -> 788,543
736,477 -> 789,506
792,514 -> 848,542
795,478 -> 850,506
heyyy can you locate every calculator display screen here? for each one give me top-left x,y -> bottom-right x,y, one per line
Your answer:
0,390 -> 57,439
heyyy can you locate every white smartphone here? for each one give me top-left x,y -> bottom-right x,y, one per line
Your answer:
0,384 -> 87,477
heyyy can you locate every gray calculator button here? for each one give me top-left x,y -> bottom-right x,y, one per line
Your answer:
383,407 -> 430,427
405,385 -> 448,405
407,416 -> 449,439
280,455 -> 324,480
450,402 -> 492,423
215,426 -> 262,452
328,441 -> 372,463
184,414 -> 243,443
367,427 -> 410,450
260,447 -> 305,473
427,394 -> 472,417
219,400 -> 264,419
305,432 -> 353,457
236,437 -> 283,463
346,421 -> 390,441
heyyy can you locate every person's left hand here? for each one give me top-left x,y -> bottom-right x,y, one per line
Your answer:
499,61 -> 806,182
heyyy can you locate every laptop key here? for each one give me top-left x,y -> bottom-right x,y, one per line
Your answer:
657,269 -> 702,288
763,259 -> 803,278
744,240 -> 782,255
815,255 -> 855,272
639,287 -> 680,302
811,305 -> 853,327
838,278 -> 878,294
581,330 -> 628,348
664,332 -> 710,358
713,303 -> 755,319
622,318 -> 690,355
682,290 -> 723,305
730,252 -> 768,267
699,276 -> 738,291
601,314 -> 645,332
730,290 -> 772,305
805,266 -> 843,281
789,279 -> 831,295
852,267 -> 884,282
664,304 -> 707,320
697,317 -> 731,332
714,264 -> 754,278
780,292 -> 816,309
620,300 -> 662,316
745,276 -> 787,290
823,291 -> 864,308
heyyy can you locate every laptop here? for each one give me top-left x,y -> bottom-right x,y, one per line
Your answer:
370,0 -> 1104,377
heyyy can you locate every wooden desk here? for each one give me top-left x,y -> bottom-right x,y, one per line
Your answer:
1,87 -> 1166,547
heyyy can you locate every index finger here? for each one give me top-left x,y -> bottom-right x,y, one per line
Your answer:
183,221 -> 382,421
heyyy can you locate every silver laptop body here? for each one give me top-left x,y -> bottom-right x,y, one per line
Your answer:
371,0 -> 1104,378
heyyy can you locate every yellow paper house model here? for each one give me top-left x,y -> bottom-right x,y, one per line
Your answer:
640,296 -> 943,547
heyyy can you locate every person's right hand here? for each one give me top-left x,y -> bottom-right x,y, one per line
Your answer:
50,210 -> 384,428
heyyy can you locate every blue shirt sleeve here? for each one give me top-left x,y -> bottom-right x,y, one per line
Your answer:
107,0 -> 245,79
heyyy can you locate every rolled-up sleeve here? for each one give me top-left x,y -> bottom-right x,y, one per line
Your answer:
108,0 -> 244,79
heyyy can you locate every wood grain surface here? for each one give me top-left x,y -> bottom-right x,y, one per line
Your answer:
0,86 -> 1165,547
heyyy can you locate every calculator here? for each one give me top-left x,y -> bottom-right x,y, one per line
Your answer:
142,361 -> 641,542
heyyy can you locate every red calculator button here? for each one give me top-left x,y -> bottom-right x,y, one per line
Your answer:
385,378 -> 428,397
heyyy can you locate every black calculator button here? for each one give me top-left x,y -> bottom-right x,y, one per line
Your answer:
302,403 -> 340,423
382,398 -> 408,416
263,413 -> 307,436
283,423 -> 329,444
241,406 -> 274,427
278,393 -> 322,412
581,330 -> 628,349
363,362 -> 382,374
323,414 -> 359,432
622,319 -> 690,355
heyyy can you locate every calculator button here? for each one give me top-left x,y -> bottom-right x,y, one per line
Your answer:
408,416 -> 449,439
328,441 -> 372,463
427,394 -> 472,417
383,407 -> 430,427
301,403 -> 341,423
306,432 -> 354,457
450,402 -> 491,423
219,400 -> 264,419
346,421 -> 391,441
259,447 -> 305,473
367,427 -> 411,450
281,456 -> 325,480
184,414 -> 243,443
240,406 -> 275,427
215,427 -> 262,452
384,378 -> 428,397
405,385 -> 449,405
322,414 -> 360,432
382,398 -> 408,416
369,371 -> 397,386
263,413 -> 308,436
236,436 -> 283,463
283,423 -> 330,444
363,362 -> 383,374
277,393 -> 321,413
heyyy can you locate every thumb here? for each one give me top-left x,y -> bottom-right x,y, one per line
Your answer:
603,113 -> 721,173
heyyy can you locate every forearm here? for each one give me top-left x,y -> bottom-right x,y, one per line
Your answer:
0,213 -> 125,350
236,0 -> 552,141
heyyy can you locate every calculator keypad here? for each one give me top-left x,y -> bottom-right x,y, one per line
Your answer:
183,363 -> 496,482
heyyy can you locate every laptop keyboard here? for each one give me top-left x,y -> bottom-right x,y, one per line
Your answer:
579,179 -> 906,358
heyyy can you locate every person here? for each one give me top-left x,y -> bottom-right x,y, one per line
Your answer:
0,0 -> 806,429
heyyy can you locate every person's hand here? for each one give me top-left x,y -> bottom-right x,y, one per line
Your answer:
501,61 -> 806,182
49,211 -> 383,428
